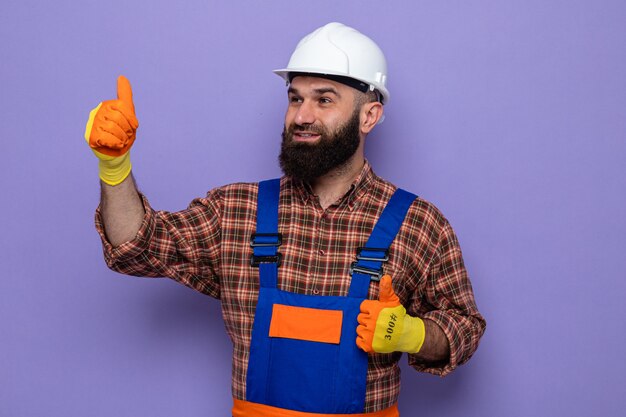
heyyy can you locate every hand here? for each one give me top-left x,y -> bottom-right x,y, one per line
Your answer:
85,75 -> 138,156
85,76 -> 139,185
356,275 -> 426,354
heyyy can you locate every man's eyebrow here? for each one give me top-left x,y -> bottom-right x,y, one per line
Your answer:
287,86 -> 341,97
314,87 -> 340,97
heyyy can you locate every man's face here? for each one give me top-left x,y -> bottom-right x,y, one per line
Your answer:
279,76 -> 362,182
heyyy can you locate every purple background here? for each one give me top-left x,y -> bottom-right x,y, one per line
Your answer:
1,1 -> 625,416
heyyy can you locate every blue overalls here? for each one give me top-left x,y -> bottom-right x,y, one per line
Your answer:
235,179 -> 416,417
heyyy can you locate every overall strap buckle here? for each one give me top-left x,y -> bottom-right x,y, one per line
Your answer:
355,247 -> 389,262
350,247 -> 389,281
250,233 -> 282,267
349,262 -> 384,281
250,254 -> 283,267
250,233 -> 282,247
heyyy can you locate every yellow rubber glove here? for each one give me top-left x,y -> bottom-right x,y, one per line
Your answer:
84,75 -> 139,185
356,275 -> 426,354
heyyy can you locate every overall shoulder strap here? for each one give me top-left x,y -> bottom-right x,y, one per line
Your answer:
348,189 -> 417,298
252,179 -> 282,289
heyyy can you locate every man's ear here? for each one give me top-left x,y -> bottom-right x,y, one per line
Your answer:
360,102 -> 384,134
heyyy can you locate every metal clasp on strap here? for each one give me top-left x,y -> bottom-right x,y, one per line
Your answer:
250,233 -> 282,247
250,233 -> 282,267
250,253 -> 283,267
349,262 -> 384,281
356,247 -> 389,262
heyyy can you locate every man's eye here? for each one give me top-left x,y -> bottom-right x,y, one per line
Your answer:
289,96 -> 302,103
319,97 -> 332,104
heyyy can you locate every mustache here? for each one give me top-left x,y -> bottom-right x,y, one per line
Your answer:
288,123 -> 326,135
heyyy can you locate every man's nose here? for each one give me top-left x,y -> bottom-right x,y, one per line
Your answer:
294,100 -> 316,125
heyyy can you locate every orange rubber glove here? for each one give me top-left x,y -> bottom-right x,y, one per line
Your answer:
356,275 -> 426,354
84,75 -> 139,185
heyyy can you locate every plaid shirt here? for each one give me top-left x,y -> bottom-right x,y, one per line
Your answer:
95,162 -> 485,412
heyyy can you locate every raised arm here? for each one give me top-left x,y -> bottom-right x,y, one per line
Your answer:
85,75 -> 144,246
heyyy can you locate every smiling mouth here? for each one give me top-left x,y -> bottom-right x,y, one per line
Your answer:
293,132 -> 321,142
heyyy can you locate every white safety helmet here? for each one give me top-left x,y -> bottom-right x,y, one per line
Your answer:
274,22 -> 390,105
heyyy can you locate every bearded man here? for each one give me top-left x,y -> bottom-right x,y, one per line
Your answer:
86,22 -> 485,417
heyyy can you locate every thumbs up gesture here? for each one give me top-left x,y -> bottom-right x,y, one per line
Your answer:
356,275 -> 426,354
85,76 -> 139,185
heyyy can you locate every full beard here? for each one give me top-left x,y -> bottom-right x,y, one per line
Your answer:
279,109 -> 361,183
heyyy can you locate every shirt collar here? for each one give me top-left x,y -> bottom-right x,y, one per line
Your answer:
288,160 -> 375,210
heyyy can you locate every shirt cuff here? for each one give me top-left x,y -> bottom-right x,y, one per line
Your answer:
94,193 -> 155,265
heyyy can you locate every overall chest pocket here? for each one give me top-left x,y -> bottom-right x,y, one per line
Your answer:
265,304 -> 344,412
269,304 -> 343,343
